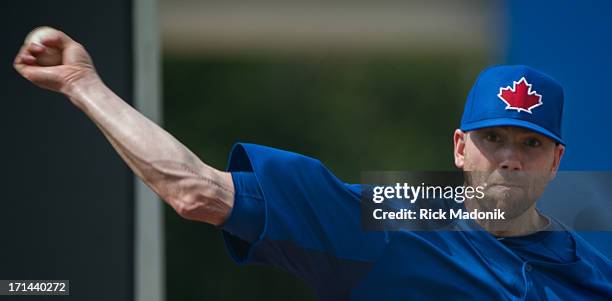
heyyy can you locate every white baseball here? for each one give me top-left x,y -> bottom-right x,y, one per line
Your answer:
24,26 -> 62,66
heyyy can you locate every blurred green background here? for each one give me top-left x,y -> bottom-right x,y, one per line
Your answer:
163,53 -> 491,300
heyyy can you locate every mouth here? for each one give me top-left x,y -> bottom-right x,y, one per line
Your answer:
486,183 -> 522,189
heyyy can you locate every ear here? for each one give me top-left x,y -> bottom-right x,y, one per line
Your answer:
549,144 -> 565,179
454,129 -> 466,169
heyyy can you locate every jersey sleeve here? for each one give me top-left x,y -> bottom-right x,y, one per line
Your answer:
218,143 -> 388,298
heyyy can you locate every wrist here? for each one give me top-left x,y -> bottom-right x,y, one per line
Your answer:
62,70 -> 105,109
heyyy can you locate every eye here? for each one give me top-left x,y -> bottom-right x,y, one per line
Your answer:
484,132 -> 501,143
524,137 -> 542,148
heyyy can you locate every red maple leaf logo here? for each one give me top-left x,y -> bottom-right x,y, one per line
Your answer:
497,77 -> 543,114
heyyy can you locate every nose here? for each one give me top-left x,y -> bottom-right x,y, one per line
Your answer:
498,146 -> 523,171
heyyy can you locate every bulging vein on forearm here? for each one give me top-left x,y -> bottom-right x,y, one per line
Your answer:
69,82 -> 234,224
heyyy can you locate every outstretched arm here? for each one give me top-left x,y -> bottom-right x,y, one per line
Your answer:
14,26 -> 234,225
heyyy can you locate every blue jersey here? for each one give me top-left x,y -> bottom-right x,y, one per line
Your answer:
220,143 -> 612,300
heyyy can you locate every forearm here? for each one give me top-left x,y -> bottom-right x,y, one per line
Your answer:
64,74 -> 234,225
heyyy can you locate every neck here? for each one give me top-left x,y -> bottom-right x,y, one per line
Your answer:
464,199 -> 550,237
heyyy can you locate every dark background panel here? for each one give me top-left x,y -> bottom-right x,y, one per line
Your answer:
0,1 -> 133,300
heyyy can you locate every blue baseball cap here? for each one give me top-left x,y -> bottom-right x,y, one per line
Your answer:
460,65 -> 565,145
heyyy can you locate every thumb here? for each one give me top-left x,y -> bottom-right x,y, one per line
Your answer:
14,63 -> 66,92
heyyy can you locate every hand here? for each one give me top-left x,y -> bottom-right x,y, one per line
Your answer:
13,26 -> 100,94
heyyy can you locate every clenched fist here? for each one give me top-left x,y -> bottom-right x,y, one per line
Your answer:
13,26 -> 100,94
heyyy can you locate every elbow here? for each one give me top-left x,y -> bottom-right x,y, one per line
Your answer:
164,182 -> 234,226
144,160 -> 235,225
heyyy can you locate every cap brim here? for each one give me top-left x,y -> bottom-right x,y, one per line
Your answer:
460,118 -> 565,146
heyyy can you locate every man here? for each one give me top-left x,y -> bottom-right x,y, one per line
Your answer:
14,27 -> 612,300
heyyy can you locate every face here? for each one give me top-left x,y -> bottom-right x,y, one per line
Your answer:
453,126 -> 564,219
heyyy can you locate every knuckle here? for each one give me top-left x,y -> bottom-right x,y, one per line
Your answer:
73,42 -> 85,50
